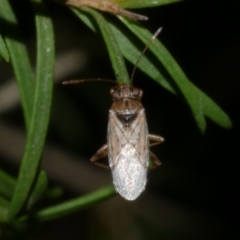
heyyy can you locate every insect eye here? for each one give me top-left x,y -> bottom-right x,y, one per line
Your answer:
132,88 -> 141,97
110,88 -> 118,99
110,88 -> 114,94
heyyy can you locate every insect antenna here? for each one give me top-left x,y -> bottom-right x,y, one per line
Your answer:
130,27 -> 163,83
62,78 -> 116,85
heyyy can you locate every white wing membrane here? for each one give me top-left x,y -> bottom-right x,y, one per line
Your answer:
108,109 -> 149,200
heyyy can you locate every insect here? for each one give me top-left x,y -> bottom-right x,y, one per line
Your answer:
90,84 -> 164,200
63,28 -> 164,200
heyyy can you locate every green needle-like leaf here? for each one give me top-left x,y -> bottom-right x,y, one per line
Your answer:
0,196 -> 9,223
0,169 -> 16,200
190,83 -> 232,129
19,185 -> 115,222
71,8 -> 97,31
82,8 -> 129,84
120,18 -> 206,132
0,34 -> 10,61
109,22 -> 177,93
115,0 -> 182,9
0,0 -> 35,129
27,171 -> 48,210
0,205 -> 8,223
119,18 -> 231,130
9,0 -> 54,219
0,197 -> 9,207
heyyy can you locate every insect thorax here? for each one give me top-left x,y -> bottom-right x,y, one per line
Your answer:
110,84 -> 144,127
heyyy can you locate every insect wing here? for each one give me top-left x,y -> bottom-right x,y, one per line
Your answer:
108,108 -> 149,200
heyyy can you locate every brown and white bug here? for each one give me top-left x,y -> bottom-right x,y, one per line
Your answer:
63,28 -> 164,200
91,84 -> 164,200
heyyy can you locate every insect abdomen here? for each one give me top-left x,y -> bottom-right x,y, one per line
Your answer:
110,143 -> 148,200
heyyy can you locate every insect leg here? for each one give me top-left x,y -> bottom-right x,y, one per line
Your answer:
148,134 -> 165,147
90,144 -> 109,169
149,151 -> 162,168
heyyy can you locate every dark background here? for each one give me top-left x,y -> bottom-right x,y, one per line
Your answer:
0,0 -> 239,239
